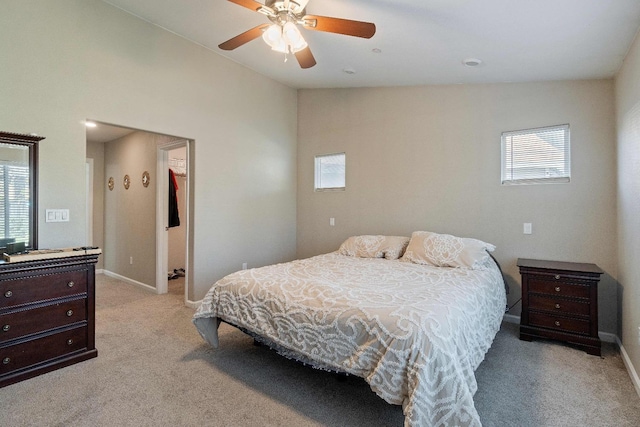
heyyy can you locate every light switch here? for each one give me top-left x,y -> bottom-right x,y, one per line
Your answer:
330,217 -> 335,226
523,223 -> 532,235
46,209 -> 70,222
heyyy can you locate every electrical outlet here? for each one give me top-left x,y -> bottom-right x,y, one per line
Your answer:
330,217 -> 335,226
130,256 -> 133,265
242,262 -> 247,270
637,326 -> 640,345
523,223 -> 532,234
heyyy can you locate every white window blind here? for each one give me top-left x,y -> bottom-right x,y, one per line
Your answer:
0,163 -> 30,244
314,153 -> 345,191
501,124 -> 570,185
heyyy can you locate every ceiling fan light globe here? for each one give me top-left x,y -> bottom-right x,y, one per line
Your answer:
262,24 -> 283,47
291,38 -> 308,53
283,21 -> 302,45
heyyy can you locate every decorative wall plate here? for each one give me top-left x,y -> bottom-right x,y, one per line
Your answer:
123,174 -> 130,190
142,171 -> 150,188
108,177 -> 114,191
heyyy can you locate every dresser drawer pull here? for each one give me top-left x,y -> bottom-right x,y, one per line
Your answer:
555,304 -> 561,309
67,339 -> 74,345
2,357 -> 10,365
66,310 -> 74,317
67,281 -> 75,288
2,324 -> 9,332
555,275 -> 561,280
555,286 -> 561,292
4,290 -> 12,298
554,321 -> 561,327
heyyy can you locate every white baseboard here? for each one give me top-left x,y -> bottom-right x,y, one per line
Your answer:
101,270 -> 201,309
503,313 -> 520,324
185,299 -> 202,310
102,270 -> 156,293
95,268 -> 104,274
502,313 -> 640,396
618,338 -> 640,398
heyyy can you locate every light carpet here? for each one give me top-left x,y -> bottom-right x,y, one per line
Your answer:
1,274 -> 639,426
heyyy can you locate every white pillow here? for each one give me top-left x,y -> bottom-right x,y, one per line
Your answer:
338,235 -> 410,260
401,231 -> 495,269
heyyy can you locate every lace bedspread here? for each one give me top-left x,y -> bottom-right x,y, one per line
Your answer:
193,253 -> 506,426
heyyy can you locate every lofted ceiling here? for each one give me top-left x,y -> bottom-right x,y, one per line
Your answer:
101,0 -> 640,89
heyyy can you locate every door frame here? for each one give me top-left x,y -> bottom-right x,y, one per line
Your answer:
156,139 -> 190,304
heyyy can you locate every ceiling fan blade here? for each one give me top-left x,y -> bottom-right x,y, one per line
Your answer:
227,0 -> 266,13
218,24 -> 269,50
302,15 -> 376,39
295,46 -> 316,69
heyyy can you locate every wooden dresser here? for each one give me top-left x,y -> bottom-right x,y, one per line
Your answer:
517,258 -> 603,356
0,251 -> 99,387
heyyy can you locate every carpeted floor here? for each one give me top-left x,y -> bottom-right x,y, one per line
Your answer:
1,274 -> 639,426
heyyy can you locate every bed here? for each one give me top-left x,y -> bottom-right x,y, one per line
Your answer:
193,232 -> 506,427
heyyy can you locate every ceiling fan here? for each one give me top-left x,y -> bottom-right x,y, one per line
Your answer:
219,0 -> 376,69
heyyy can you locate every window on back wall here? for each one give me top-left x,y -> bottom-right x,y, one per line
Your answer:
501,124 -> 571,185
314,152 -> 346,191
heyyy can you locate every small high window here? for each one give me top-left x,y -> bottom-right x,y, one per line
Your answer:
314,153 -> 345,191
501,124 -> 570,185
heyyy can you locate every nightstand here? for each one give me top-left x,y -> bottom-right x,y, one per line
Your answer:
517,258 -> 603,356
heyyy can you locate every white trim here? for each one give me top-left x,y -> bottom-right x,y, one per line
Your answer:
85,158 -> 94,246
599,331 -> 617,344
185,299 -> 202,310
619,338 -> 640,398
503,313 -> 520,324
156,139 -> 191,303
102,269 -> 156,293
95,268 -> 104,275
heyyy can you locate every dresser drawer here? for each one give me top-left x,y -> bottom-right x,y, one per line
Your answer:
527,277 -> 590,299
529,294 -> 590,316
529,312 -> 590,335
0,270 -> 87,309
0,298 -> 86,343
0,326 -> 87,375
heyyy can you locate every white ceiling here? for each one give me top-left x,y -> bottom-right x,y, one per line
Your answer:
101,0 -> 640,89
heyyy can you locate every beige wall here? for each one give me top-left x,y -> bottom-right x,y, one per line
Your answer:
615,32 -> 640,385
298,80 -> 618,334
86,141 -> 105,270
0,0 -> 297,300
103,131 -> 174,287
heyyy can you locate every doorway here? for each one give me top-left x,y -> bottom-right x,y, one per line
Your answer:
156,139 -> 190,304
85,122 -> 192,305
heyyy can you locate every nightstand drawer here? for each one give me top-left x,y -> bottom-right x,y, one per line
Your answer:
0,326 -> 88,375
529,312 -> 590,335
0,270 -> 87,309
529,294 -> 590,316
528,277 -> 590,299
0,298 -> 87,343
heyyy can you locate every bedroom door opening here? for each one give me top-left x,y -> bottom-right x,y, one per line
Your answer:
156,140 -> 191,304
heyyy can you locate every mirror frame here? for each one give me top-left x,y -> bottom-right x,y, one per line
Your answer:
0,131 -> 44,250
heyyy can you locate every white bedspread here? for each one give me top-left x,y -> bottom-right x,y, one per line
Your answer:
193,253 -> 506,426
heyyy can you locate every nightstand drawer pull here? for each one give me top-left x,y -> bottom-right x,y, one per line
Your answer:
554,321 -> 561,327
2,357 -> 10,365
555,275 -> 561,280
67,339 -> 74,345
67,281 -> 75,288
2,324 -> 9,332
555,286 -> 561,292
4,290 -> 12,298
555,304 -> 561,309
66,310 -> 74,317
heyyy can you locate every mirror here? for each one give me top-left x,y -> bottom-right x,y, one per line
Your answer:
0,131 -> 43,251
